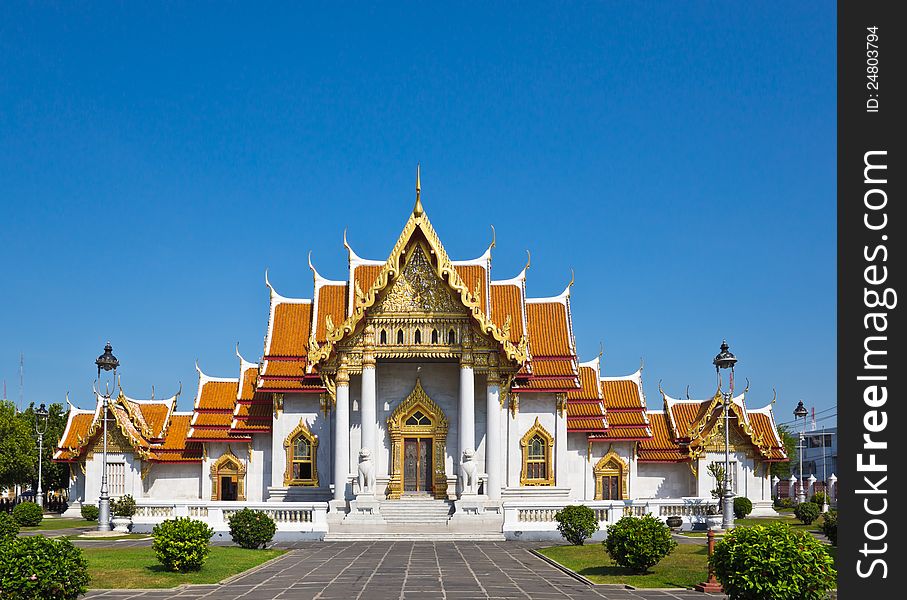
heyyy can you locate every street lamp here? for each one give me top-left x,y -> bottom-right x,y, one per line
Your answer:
713,340 -> 737,530
793,400 -> 808,504
34,403 -> 49,508
95,342 -> 119,533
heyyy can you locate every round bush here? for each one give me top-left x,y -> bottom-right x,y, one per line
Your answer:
80,504 -> 99,521
227,508 -> 277,549
0,512 -> 19,540
12,502 -> 42,527
711,523 -> 836,599
152,517 -> 214,572
821,510 -> 837,545
774,497 -> 794,509
111,495 -> 137,518
0,535 -> 90,600
794,501 -> 821,525
554,505 -> 599,546
811,491 -> 828,506
604,515 -> 677,573
732,497 -> 753,519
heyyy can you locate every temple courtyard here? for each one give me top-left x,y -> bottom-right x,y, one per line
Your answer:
78,540 -> 724,600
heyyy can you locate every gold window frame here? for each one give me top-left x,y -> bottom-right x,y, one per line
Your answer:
594,450 -> 629,500
210,447 -> 246,501
520,417 -> 555,486
283,419 -> 319,486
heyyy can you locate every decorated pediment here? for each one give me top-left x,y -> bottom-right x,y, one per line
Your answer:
371,245 -> 467,316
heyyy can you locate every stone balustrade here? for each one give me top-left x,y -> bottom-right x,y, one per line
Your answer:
502,498 -> 718,541
131,500 -> 328,539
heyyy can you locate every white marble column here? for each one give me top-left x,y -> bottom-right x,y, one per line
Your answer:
333,360 -> 350,502
555,394 -> 568,487
459,355 -> 476,485
485,375 -> 502,500
361,325 -> 377,462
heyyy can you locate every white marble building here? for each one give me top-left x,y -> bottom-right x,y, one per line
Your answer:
55,189 -> 787,537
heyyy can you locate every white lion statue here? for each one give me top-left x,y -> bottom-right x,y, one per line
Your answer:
460,448 -> 479,495
357,447 -> 375,496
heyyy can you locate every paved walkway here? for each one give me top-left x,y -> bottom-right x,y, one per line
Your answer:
83,541 -> 725,599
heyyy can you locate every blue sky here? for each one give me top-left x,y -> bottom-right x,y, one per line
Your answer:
0,3 -> 836,426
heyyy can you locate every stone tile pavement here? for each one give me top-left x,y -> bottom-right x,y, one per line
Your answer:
83,541 -> 726,599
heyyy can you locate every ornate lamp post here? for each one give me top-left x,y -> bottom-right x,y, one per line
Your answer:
793,400 -> 808,504
34,403 -> 49,508
95,342 -> 119,532
713,340 -> 737,530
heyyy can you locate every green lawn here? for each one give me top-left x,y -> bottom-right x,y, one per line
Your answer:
83,546 -> 285,589
537,544 -> 709,589
679,514 -> 822,537
20,518 -> 97,531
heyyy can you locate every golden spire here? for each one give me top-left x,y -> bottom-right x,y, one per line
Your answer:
413,163 -> 423,216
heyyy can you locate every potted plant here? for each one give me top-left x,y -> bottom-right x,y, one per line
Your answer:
705,503 -> 722,529
110,494 -> 137,533
665,515 -> 683,530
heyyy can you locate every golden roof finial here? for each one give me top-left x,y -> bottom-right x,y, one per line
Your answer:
414,163 -> 423,216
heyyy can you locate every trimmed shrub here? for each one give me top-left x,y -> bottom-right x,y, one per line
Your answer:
711,523 -> 836,599
152,517 -> 214,572
554,505 -> 599,546
227,508 -> 277,549
774,497 -> 794,509
811,491 -> 828,506
0,535 -> 90,600
604,515 -> 676,573
0,512 -> 19,540
12,502 -> 42,527
821,510 -> 837,545
794,501 -> 821,525
111,495 -> 137,518
733,497 -> 753,519
80,504 -> 100,521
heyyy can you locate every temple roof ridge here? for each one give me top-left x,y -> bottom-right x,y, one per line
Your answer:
264,269 -> 312,305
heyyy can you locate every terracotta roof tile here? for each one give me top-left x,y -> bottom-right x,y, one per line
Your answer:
239,367 -> 259,401
605,411 -> 649,427
315,284 -> 347,342
454,265 -> 487,314
638,412 -> 687,462
157,415 -> 192,450
567,417 -> 607,432
133,402 -> 172,438
197,381 -> 239,410
490,284 -> 524,343
566,401 -> 606,418
268,303 -> 312,357
192,412 -> 233,427
591,426 -> 652,441
568,366 -> 601,400
532,359 -> 577,377
59,413 -> 94,450
261,360 -> 306,378
257,379 -> 324,391
600,380 -> 645,410
353,265 -> 382,303
526,302 -> 572,357
749,411 -> 788,461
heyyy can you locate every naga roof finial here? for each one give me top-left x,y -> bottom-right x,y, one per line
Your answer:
413,163 -> 423,216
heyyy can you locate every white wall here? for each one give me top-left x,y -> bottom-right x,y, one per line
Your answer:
635,462 -> 695,498
270,393 -> 330,499
145,463 -> 201,499
83,451 -> 142,504
505,393 -> 558,489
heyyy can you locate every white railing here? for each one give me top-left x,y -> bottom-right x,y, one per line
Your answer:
131,500 -> 328,535
503,497 -> 718,537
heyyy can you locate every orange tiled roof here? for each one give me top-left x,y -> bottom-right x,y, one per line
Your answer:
638,411 -> 688,462
196,381 -> 239,410
532,359 -> 577,378
257,379 -> 325,391
526,301 -> 573,357
605,411 -> 649,427
749,410 -> 788,461
517,377 -> 579,391
600,379 -> 645,410
238,367 -> 259,401
187,428 -> 248,441
315,284 -> 347,342
268,302 -> 312,357
156,415 -> 192,450
568,366 -> 601,400
58,413 -> 95,451
192,412 -> 233,427
490,284 -> 524,343
454,265 -> 487,314
667,399 -> 713,439
566,401 -> 606,418
261,360 -> 306,377
353,265 -> 382,305
567,417 -> 607,431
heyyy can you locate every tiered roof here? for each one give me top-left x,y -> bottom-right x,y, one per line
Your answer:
53,388 -> 201,463
591,367 -> 652,441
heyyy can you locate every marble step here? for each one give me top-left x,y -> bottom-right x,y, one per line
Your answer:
324,531 -> 505,541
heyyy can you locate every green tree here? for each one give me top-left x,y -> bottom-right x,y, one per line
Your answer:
20,402 -> 70,497
770,425 -> 798,478
0,400 -> 35,489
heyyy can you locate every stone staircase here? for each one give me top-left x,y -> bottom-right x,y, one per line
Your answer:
379,496 -> 453,525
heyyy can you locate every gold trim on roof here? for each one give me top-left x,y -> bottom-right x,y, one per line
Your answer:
307,203 -> 529,366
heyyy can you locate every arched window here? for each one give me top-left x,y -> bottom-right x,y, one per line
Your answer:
397,329 -> 405,344
380,329 -> 387,345
594,452 -> 628,500
283,420 -> 319,486
448,328 -> 456,344
520,418 -> 554,486
414,329 -> 422,344
431,329 -> 439,344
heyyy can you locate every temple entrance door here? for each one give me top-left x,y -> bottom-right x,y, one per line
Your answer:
402,437 -> 433,494
220,476 -> 238,501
